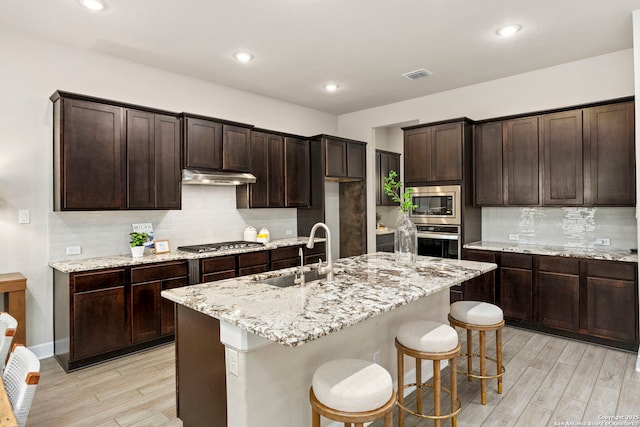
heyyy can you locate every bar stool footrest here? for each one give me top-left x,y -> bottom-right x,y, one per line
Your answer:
397,383 -> 462,421
458,353 -> 505,381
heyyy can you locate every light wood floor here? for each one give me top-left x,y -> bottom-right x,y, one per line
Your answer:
28,327 -> 640,426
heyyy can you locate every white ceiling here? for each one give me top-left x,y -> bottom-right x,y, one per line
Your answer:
2,0 -> 640,114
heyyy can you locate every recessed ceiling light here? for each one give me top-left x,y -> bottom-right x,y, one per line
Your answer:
78,0 -> 106,11
233,51 -> 254,63
496,24 -> 522,37
323,83 -> 339,92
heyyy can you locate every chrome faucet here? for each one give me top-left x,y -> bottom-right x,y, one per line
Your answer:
307,222 -> 333,282
294,247 -> 305,286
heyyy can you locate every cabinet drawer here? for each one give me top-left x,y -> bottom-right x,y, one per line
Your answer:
305,242 -> 326,256
74,269 -> 126,293
587,260 -> 636,281
238,251 -> 269,268
202,270 -> 236,283
163,276 -> 188,290
271,246 -> 301,262
201,256 -> 236,274
500,253 -> 532,270
131,261 -> 188,284
239,265 -> 268,277
463,250 -> 496,263
538,256 -> 580,275
271,258 -> 300,270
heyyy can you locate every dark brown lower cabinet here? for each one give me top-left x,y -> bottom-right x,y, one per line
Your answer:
201,255 -> 237,283
271,245 -> 302,270
131,281 -> 162,344
73,282 -> 127,360
586,260 -> 638,343
537,256 -> 580,331
238,252 -> 269,276
464,250 -> 639,350
499,253 -> 533,322
461,250 -> 496,303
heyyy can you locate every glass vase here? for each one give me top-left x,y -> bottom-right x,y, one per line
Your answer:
394,212 -> 417,266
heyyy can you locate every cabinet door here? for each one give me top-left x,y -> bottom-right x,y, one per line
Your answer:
499,253 -> 533,321
155,114 -> 182,209
461,250 -> 496,304
247,131 -> 269,208
222,125 -> 251,172
284,137 -> 310,207
542,110 -> 583,205
404,127 -> 430,184
347,142 -> 366,179
268,134 -> 285,207
585,102 -> 635,206
473,122 -> 504,206
131,281 -> 162,344
73,287 -> 127,359
504,117 -> 540,205
325,138 -> 347,177
431,122 -> 463,181
184,117 -> 222,170
537,257 -> 580,331
377,151 -> 401,206
127,109 -> 155,209
161,277 -> 188,336
60,98 -> 125,210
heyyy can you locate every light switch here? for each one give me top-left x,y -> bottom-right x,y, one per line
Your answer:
18,210 -> 30,224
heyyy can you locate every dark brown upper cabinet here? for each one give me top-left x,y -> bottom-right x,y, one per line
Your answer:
236,130 -> 286,208
52,96 -> 126,210
473,122 -> 504,206
473,99 -> 635,208
584,101 -> 636,206
127,109 -> 181,209
323,136 -> 366,180
504,117 -> 540,205
541,110 -> 583,206
183,115 -> 252,173
376,150 -> 401,206
51,92 -> 182,211
284,136 -> 310,207
403,120 -> 468,185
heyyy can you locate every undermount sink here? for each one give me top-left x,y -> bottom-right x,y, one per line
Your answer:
260,269 -> 327,288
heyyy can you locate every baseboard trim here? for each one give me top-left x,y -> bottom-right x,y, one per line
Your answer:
28,341 -> 54,360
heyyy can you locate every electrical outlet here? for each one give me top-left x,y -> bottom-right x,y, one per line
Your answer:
373,350 -> 380,364
18,210 -> 30,224
66,246 -> 82,255
508,234 -> 520,241
595,238 -> 611,246
285,229 -> 293,236
227,348 -> 239,376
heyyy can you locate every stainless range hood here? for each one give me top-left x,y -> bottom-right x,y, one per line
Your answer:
182,169 -> 256,186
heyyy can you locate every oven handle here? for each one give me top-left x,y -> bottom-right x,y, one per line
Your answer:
417,232 -> 459,240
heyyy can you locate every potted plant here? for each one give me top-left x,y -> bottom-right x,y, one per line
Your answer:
129,232 -> 149,258
383,170 -> 418,265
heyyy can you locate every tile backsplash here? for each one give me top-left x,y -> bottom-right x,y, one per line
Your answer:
48,185 -> 298,260
481,206 -> 637,249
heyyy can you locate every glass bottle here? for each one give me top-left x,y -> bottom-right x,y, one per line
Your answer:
394,212 -> 417,266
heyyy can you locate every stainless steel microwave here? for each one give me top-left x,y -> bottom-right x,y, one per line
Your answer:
408,185 -> 461,225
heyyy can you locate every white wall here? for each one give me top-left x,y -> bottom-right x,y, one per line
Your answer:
0,28 -> 338,354
337,49 -> 636,253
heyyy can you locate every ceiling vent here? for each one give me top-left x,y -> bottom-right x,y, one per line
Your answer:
402,68 -> 433,80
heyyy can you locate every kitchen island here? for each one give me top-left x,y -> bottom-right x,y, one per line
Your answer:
162,252 -> 496,427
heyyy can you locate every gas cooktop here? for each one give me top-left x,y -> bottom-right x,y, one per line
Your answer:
177,241 -> 264,253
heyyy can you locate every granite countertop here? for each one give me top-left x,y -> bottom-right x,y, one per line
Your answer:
49,237 -> 321,273
161,252 -> 497,347
464,241 -> 638,263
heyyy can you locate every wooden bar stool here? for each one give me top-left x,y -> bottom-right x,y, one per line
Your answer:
448,301 -> 505,405
396,320 -> 461,427
310,358 -> 396,427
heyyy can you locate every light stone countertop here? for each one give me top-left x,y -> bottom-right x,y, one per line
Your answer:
375,227 -> 395,235
49,237 -> 321,273
464,241 -> 638,263
161,252 -> 497,347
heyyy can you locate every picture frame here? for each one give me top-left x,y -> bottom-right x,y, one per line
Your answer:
154,240 -> 170,254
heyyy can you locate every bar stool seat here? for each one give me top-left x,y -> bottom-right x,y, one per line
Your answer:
448,301 -> 505,405
396,320 -> 461,427
310,358 -> 395,427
